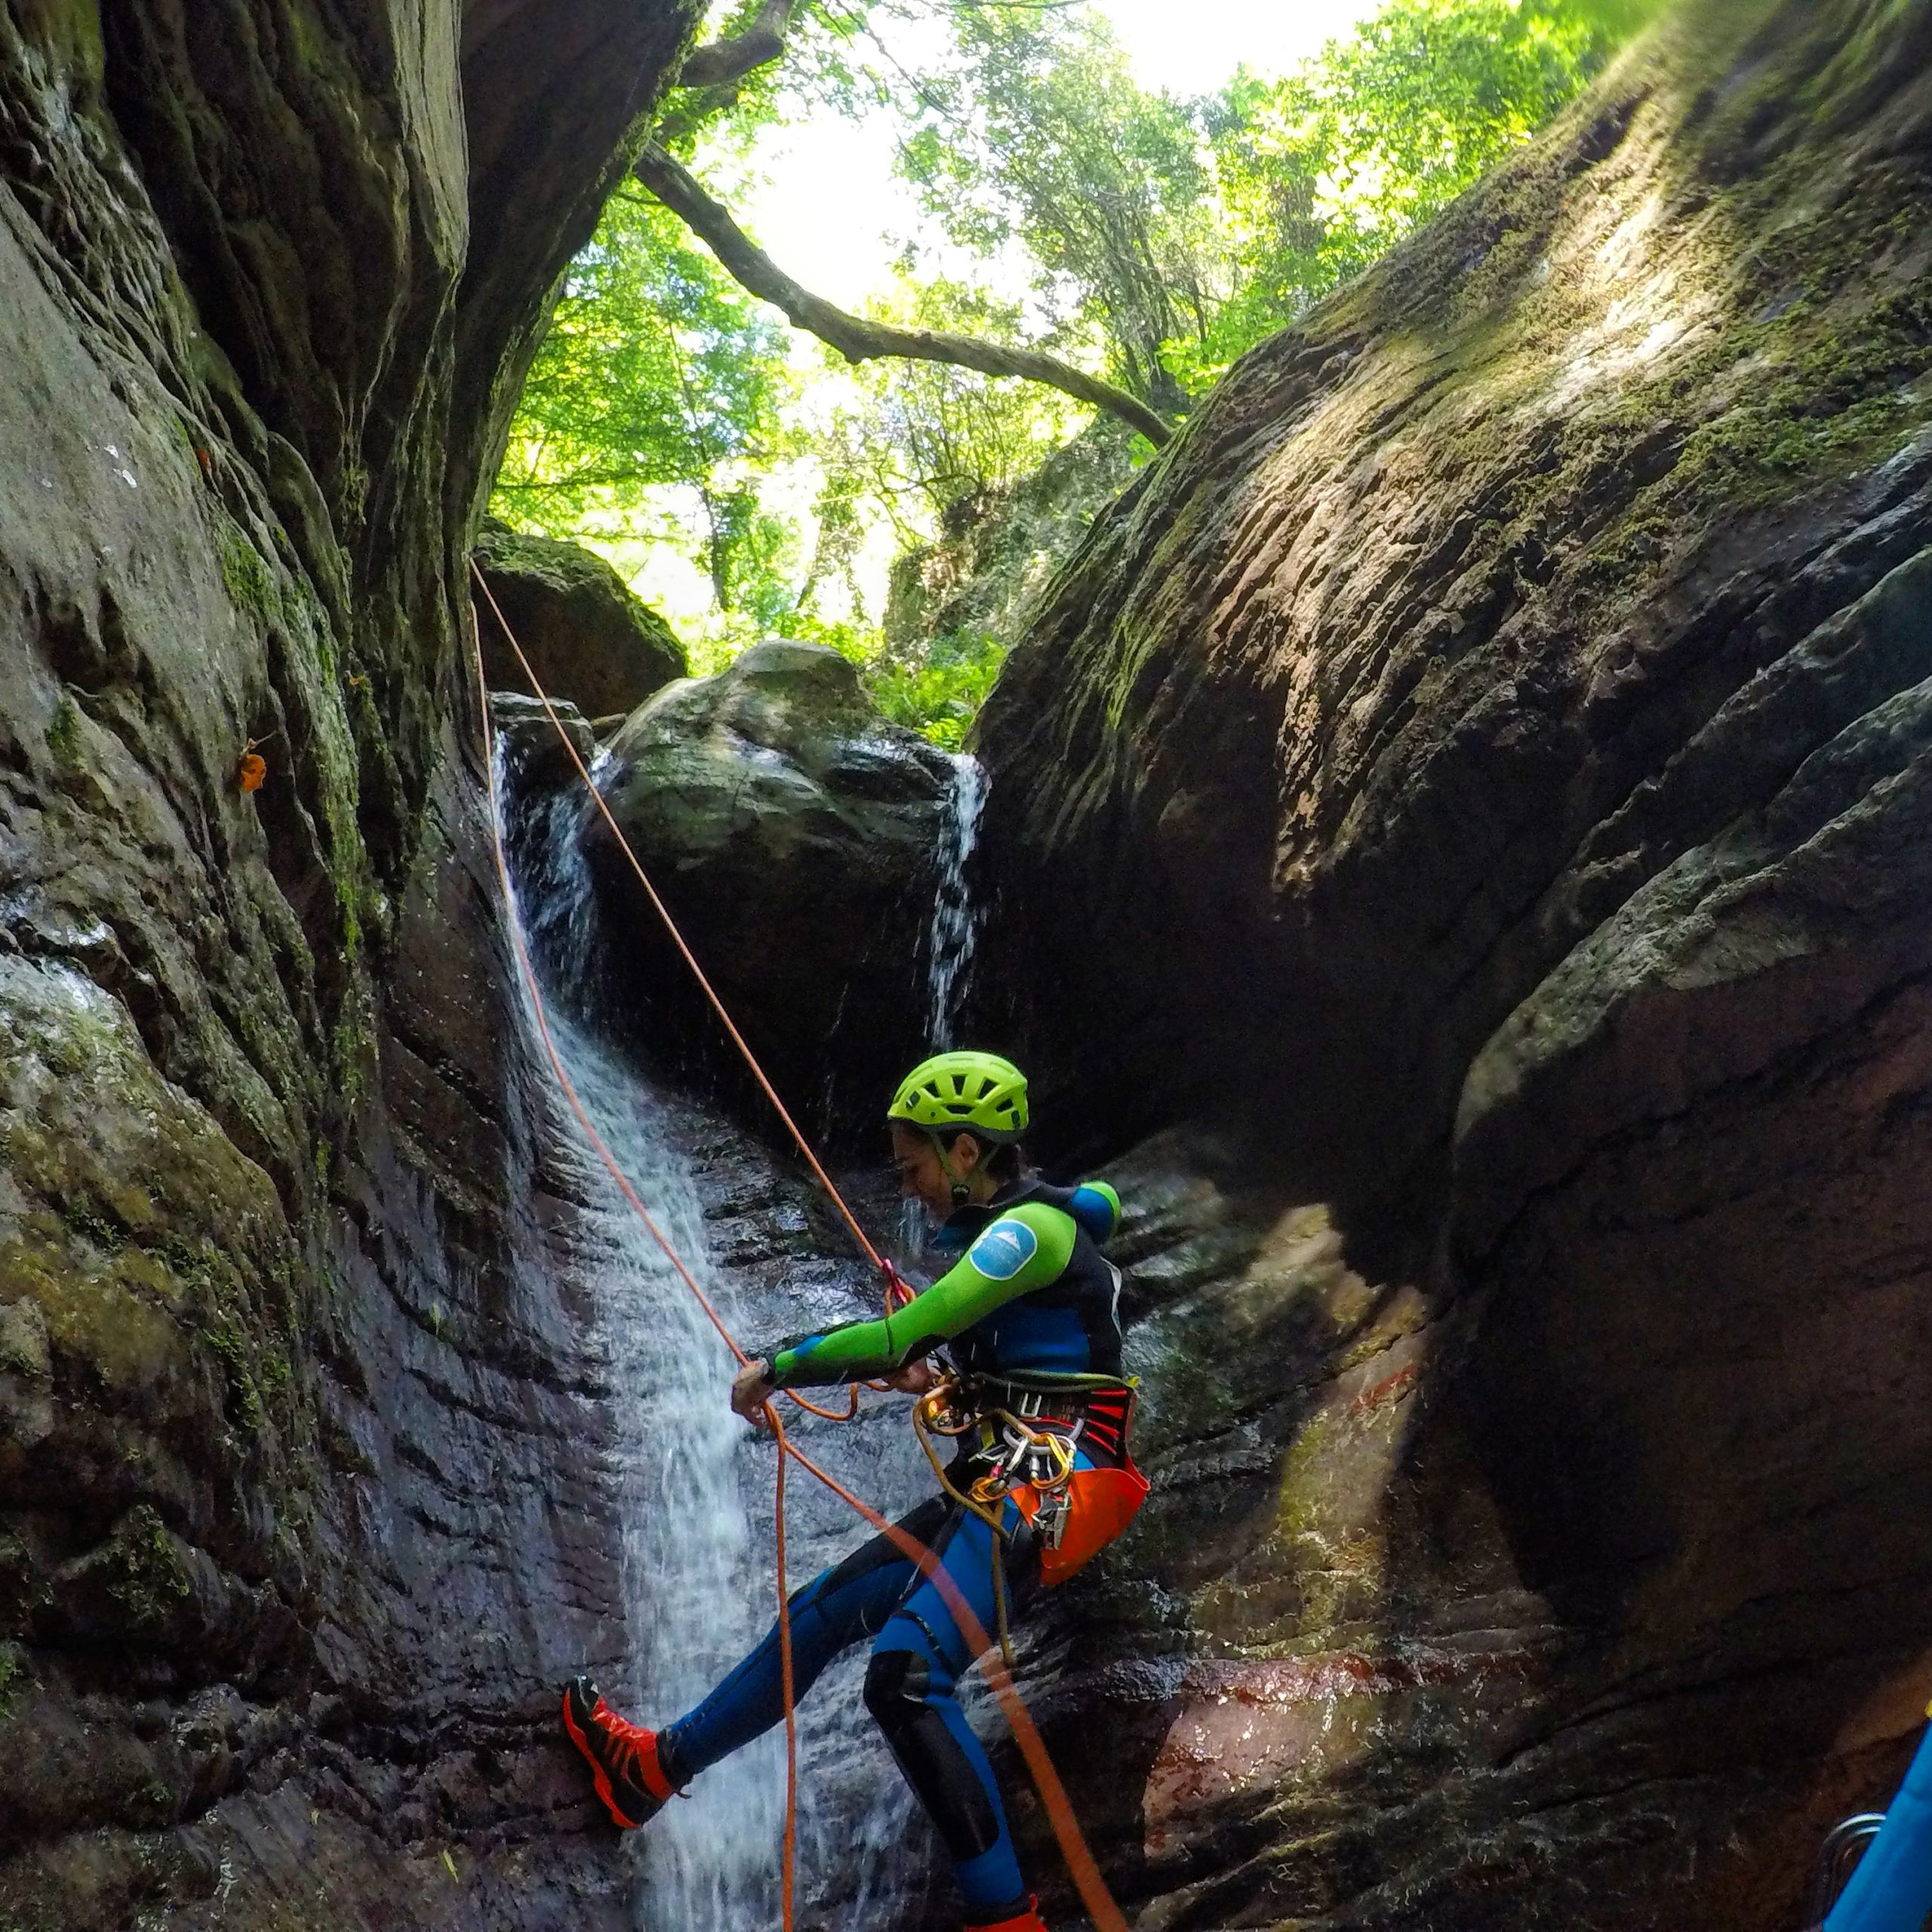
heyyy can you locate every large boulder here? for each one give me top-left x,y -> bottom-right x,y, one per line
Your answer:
475,524 -> 686,718
971,3 -> 1932,1928
586,640 -> 956,1142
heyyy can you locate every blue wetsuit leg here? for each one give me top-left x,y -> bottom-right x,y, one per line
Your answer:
660,1475 -> 1055,1924
661,1494 -> 949,1779
866,1480 -> 1056,1921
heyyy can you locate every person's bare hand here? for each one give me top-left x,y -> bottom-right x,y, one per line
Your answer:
885,1358 -> 938,1396
731,1358 -> 776,1427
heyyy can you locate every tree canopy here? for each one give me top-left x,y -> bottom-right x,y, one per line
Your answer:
494,184 -> 789,613
491,0 -> 1666,736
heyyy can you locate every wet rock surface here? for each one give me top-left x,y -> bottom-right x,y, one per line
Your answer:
589,639 -> 957,1143
492,689 -> 599,795
971,2 -> 1932,1926
475,522 -> 688,720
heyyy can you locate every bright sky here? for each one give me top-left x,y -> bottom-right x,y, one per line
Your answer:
1106,0 -> 1384,93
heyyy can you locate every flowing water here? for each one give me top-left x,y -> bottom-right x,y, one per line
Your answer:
496,741 -> 938,1928
924,752 -> 987,1051
899,751 -> 990,1263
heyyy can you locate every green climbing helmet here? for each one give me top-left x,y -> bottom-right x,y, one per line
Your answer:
888,1051 -> 1029,1143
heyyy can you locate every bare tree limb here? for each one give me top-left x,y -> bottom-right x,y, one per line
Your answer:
676,0 -> 798,89
634,142 -> 1172,448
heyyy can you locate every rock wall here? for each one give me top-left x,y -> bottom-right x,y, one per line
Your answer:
0,3 -> 700,1924
9,0 -> 1932,1926
974,2 -> 1932,1926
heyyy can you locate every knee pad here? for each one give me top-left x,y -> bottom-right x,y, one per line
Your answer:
864,1647 -> 1002,1861
863,1645 -> 930,1741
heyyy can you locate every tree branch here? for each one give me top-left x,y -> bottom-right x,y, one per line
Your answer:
677,0 -> 799,89
634,142 -> 1173,448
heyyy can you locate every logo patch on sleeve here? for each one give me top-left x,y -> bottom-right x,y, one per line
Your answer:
968,1218 -> 1038,1281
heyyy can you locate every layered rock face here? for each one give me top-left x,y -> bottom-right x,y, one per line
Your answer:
974,2 -> 1932,1926
0,4 -> 702,1925
589,640 -> 957,1140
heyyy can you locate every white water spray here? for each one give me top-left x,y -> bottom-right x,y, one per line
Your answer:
498,763 -> 780,1923
900,752 -> 990,1266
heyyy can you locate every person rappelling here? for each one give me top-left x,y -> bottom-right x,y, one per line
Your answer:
561,1049 -> 1148,1932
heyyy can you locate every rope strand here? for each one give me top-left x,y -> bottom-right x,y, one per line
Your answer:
776,1433 -> 798,1930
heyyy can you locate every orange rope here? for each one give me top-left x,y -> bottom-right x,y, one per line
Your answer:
775,1431 -> 798,1931
468,594 -> 1128,1932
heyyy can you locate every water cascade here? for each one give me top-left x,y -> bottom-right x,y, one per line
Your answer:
924,754 -> 988,1051
495,740 -> 934,1927
899,752 -> 989,1264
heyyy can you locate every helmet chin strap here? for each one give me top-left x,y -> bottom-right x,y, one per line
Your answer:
933,1133 -> 974,1208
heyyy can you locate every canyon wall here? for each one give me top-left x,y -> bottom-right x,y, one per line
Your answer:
0,4 -> 698,1923
974,2 -> 1932,1925
7,0 -> 1932,1926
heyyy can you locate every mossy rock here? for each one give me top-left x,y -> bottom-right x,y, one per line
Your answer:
474,521 -> 687,717
0,955 -> 304,1644
590,641 -> 955,1139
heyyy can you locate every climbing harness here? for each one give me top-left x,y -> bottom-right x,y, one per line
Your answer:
913,1375 -> 1150,1665
466,562 -> 1131,1932
918,1382 -> 1150,1603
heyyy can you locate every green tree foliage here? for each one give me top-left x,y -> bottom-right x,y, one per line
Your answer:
899,9 -> 1221,411
863,629 -> 1009,751
492,184 -> 789,611
494,0 -> 1666,741
1188,0 -> 1665,384
789,279 -> 1085,742
655,0 -> 883,152
814,278 -> 1088,541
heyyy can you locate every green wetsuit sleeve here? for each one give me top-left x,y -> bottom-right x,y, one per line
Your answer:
768,1201 -> 1075,1389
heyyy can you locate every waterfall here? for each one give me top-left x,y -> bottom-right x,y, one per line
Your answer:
494,740 -> 933,1929
898,752 -> 989,1266
924,753 -> 987,1051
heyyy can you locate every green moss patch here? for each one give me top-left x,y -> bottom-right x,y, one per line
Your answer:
98,1506 -> 192,1636
0,1640 -> 26,1719
0,955 -> 301,1453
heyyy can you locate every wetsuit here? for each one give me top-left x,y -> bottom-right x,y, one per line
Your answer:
652,1177 -> 1134,1925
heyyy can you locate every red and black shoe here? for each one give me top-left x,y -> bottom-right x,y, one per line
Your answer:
561,1675 -> 680,1829
965,1898 -> 1051,1932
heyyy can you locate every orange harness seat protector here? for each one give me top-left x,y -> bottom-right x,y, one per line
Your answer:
1012,1460 -> 1149,1585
